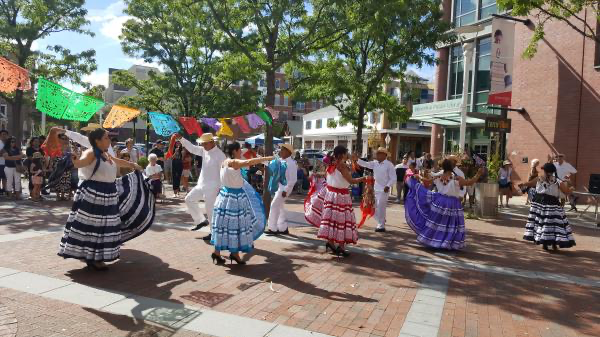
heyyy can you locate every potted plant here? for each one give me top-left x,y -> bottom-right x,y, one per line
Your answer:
475,152 -> 501,217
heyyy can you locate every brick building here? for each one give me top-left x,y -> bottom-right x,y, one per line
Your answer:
507,9 -> 600,191
414,0 -> 599,191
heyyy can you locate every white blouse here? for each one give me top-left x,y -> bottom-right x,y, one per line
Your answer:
79,157 -> 117,183
434,178 -> 462,198
220,162 -> 244,188
327,169 -> 350,189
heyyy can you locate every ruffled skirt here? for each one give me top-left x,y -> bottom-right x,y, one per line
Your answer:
211,181 -> 265,253
524,193 -> 575,248
58,171 -> 155,262
404,178 -> 465,250
305,185 -> 358,244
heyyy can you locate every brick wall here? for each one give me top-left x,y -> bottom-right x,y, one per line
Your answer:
507,9 -> 600,191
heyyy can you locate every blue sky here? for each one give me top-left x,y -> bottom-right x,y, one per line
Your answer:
36,0 -> 435,90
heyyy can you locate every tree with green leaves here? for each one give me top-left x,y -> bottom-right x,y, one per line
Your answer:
0,0 -> 97,143
206,0 -> 348,208
120,0 -> 260,117
497,0 -> 599,58
288,0 -> 452,151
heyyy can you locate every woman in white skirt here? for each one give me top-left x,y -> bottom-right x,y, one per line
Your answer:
211,142 -> 273,265
520,163 -> 575,251
56,128 -> 155,270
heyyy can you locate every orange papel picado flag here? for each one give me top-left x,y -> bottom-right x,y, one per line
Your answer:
103,105 -> 142,129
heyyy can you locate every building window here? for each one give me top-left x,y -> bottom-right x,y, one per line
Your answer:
259,79 -> 266,87
480,0 -> 497,20
0,104 -> 6,117
449,45 -> 464,100
338,140 -> 348,148
304,140 -> 312,149
325,140 -> 335,150
296,101 -> 305,110
475,37 -> 492,113
316,119 -> 322,129
314,140 -> 323,149
274,94 -> 280,106
284,80 -> 289,89
275,79 -> 280,89
305,121 -> 312,130
283,96 -> 288,106
453,0 -> 476,27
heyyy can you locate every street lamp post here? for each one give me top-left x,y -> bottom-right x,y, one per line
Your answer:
454,24 -> 483,154
459,42 -> 474,153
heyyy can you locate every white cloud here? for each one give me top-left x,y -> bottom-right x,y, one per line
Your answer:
82,71 -> 109,87
123,57 -> 164,71
87,1 -> 131,42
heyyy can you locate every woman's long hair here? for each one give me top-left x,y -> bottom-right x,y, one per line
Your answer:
542,162 -> 558,182
88,128 -> 107,177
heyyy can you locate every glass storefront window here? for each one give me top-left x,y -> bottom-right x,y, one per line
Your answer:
449,45 -> 464,99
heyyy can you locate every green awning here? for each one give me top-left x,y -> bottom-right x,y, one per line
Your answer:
411,99 -> 485,126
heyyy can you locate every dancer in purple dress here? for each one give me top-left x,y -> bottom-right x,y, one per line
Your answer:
405,159 -> 483,250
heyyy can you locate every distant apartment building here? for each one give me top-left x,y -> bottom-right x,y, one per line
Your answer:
104,65 -> 162,143
302,73 -> 434,162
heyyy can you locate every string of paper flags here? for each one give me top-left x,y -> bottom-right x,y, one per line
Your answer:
0,56 -> 279,138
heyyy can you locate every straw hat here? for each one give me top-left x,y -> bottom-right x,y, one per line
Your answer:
197,133 -> 215,144
80,123 -> 102,132
503,160 -> 512,166
32,152 -> 43,159
280,143 -> 294,154
375,147 -> 389,156
446,155 -> 460,163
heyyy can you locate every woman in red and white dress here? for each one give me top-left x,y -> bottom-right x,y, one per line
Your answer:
305,145 -> 366,257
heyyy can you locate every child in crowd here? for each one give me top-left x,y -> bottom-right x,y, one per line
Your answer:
145,153 -> 163,198
30,152 -> 44,201
181,148 -> 192,193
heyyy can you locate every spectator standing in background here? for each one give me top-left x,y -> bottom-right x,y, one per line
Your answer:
395,156 -> 409,203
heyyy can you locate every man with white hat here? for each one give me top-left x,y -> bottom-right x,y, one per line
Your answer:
176,133 -> 226,241
352,147 -> 396,232
265,143 -> 297,235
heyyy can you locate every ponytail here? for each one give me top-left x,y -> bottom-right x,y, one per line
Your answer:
87,128 -> 107,178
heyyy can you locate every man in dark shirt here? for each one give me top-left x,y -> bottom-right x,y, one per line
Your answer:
149,141 -> 166,168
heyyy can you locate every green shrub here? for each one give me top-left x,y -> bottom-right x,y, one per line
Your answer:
138,156 -> 149,169
487,152 -> 502,182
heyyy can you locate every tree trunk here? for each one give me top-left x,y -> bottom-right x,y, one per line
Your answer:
355,105 -> 365,156
262,69 -> 276,213
10,90 -> 24,145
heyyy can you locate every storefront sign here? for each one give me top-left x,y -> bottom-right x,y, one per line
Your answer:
485,117 -> 511,133
412,99 -> 462,116
488,18 -> 515,106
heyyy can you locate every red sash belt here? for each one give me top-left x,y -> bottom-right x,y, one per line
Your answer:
327,185 -> 349,194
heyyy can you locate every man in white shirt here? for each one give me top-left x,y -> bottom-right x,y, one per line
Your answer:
176,133 -> 226,241
395,157 -> 409,203
354,147 -> 396,232
265,144 -> 298,235
554,154 -> 577,182
554,153 -> 577,207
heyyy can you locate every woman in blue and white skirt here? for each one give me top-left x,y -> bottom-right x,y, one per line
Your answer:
211,142 -> 273,265
56,128 -> 155,271
520,163 -> 575,251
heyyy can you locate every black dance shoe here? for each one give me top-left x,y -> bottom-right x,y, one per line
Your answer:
211,253 -> 226,265
191,220 -> 209,231
229,254 -> 246,265
202,233 -> 212,241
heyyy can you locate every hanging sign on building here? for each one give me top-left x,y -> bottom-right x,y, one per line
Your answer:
485,117 -> 511,133
488,18 -> 515,106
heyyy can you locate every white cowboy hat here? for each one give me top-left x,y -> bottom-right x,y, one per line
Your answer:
279,143 -> 294,154
503,160 -> 512,166
197,133 -> 215,144
80,123 -> 102,132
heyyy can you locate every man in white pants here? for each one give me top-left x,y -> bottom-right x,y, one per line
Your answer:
177,133 -> 225,241
265,143 -> 297,235
353,147 -> 396,233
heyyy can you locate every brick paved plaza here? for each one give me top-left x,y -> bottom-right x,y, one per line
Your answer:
0,193 -> 599,337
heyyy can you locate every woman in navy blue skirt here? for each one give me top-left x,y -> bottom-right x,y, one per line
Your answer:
55,128 -> 155,271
